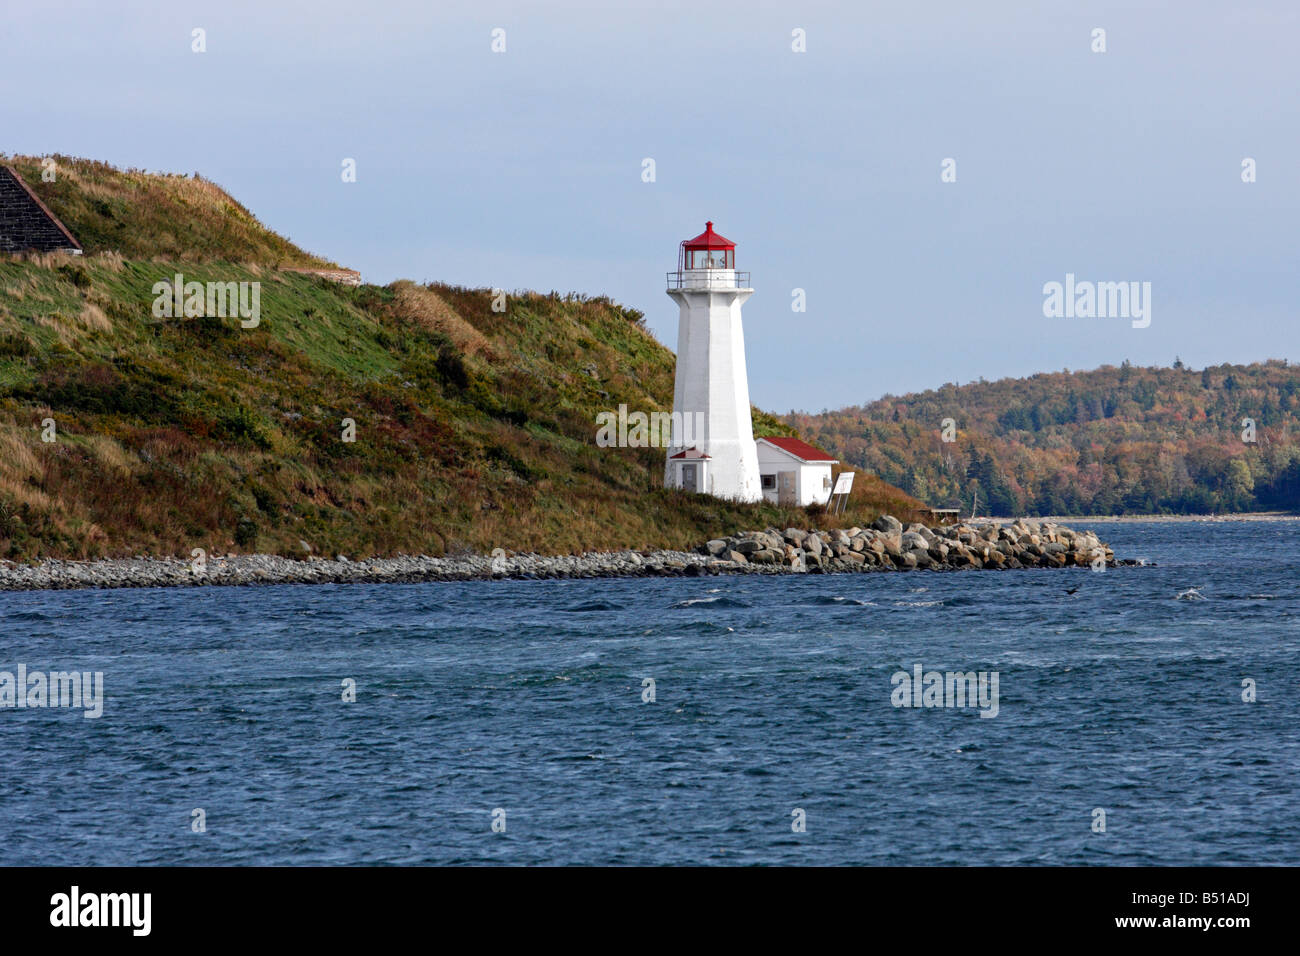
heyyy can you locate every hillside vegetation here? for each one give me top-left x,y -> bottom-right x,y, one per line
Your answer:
3,154 -> 336,268
0,156 -> 921,561
790,361 -> 1300,516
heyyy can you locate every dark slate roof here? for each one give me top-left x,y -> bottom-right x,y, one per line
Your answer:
0,165 -> 82,253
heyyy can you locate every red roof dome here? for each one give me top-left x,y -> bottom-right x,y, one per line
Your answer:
682,221 -> 734,250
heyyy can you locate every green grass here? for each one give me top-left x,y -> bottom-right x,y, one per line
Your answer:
0,156 -> 923,561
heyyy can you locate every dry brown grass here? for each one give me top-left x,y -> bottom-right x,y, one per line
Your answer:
90,250 -> 124,272
389,281 -> 495,358
30,302 -> 109,344
0,420 -> 51,512
2,277 -> 34,300
77,302 -> 110,332
0,420 -> 40,479
82,433 -> 144,477
11,251 -> 69,270
0,474 -> 53,512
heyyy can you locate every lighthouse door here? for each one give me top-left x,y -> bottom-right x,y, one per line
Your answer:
681,463 -> 698,492
778,471 -> 796,505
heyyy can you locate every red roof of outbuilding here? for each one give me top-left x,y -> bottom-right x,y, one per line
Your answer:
757,436 -> 838,463
682,221 -> 734,250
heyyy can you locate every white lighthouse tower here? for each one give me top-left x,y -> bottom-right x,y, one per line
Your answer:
664,221 -> 762,502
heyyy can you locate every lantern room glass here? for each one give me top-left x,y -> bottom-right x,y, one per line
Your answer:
687,248 -> 733,269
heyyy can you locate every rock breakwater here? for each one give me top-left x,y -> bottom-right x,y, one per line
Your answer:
701,516 -> 1121,572
0,518 -> 1126,592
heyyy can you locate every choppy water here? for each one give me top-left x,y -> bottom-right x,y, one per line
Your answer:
1,520 -> 1297,865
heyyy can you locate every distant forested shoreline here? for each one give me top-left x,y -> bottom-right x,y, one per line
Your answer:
788,360 -> 1300,517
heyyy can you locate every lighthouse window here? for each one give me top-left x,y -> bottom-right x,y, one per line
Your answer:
687,249 -> 731,269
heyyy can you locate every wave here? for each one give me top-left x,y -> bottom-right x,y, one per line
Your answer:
561,600 -> 623,612
0,610 -> 50,622
670,596 -> 751,609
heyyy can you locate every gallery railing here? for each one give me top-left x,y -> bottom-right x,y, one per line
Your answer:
666,271 -> 752,289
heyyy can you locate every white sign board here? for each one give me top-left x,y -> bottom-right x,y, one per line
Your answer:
831,471 -> 855,496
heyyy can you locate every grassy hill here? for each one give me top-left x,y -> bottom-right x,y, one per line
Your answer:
4,155 -> 336,267
0,155 -> 921,561
788,361 -> 1300,516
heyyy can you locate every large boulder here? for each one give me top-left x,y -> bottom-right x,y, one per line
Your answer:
901,530 -> 929,551
905,523 -> 937,544
873,514 -> 904,535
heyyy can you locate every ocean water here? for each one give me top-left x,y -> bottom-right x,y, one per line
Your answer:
1,520 -> 1296,866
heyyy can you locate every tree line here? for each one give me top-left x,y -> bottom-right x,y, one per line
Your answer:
787,360 -> 1300,516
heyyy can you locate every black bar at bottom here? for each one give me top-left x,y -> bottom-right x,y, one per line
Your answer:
0,865 -> 1275,942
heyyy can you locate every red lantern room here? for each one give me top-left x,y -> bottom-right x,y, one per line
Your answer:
679,221 -> 735,271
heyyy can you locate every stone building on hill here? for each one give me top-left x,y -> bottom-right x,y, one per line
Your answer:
0,165 -> 82,254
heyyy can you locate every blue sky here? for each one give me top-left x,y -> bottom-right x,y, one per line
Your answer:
5,1 -> 1298,412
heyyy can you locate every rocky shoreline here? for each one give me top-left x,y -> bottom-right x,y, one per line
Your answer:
0,517 -> 1130,593
698,516 -> 1123,572
1032,511 -> 1300,524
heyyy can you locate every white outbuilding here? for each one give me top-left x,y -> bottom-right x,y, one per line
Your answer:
755,437 -> 839,507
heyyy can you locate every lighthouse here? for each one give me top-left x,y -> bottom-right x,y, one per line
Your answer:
664,222 -> 762,502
